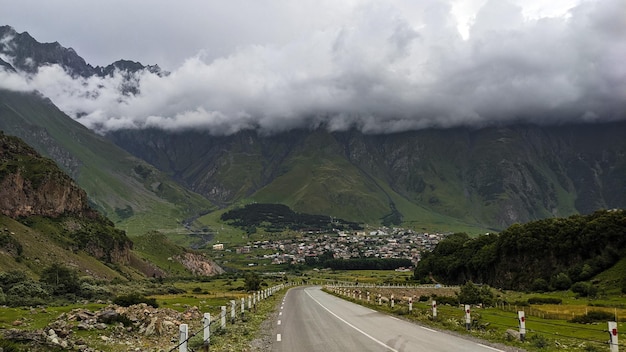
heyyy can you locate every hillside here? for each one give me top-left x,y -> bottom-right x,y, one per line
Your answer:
0,131 -> 137,279
0,132 -> 222,280
108,123 -> 626,230
0,89 -> 214,236
414,209 -> 626,291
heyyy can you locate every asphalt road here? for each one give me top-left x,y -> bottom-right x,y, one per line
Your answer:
272,286 -> 508,352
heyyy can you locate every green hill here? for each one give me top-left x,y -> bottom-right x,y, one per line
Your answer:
415,209 -> 626,291
0,89 -> 214,236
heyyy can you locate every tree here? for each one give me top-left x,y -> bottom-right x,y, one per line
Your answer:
552,272 -> 572,291
458,281 -> 494,306
244,272 -> 261,292
457,281 -> 481,305
40,263 -> 81,295
531,278 -> 549,292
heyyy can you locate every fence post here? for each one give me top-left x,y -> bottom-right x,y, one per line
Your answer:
220,306 -> 226,329
609,321 -> 619,352
391,294 -> 395,308
367,291 -> 370,303
241,298 -> 246,319
248,295 -> 252,310
179,324 -> 188,352
409,297 -> 413,313
378,294 -> 382,305
518,311 -> 526,342
432,300 -> 437,320
202,313 -> 211,351
465,305 -> 471,330
230,300 -> 236,324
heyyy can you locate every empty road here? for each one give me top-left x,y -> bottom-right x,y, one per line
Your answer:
272,286 -> 509,352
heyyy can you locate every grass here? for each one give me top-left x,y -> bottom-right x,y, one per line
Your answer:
0,303 -> 108,330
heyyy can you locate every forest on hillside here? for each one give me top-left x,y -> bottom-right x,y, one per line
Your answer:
414,210 -> 626,291
221,203 -> 363,233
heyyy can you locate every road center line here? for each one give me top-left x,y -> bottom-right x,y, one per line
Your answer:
477,344 -> 504,352
304,289 -> 399,352
277,334 -> 282,342
278,320 -> 281,325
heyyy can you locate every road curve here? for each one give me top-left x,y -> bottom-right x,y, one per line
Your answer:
272,286 -> 507,352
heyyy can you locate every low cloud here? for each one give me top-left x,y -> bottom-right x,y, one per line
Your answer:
1,0 -> 624,135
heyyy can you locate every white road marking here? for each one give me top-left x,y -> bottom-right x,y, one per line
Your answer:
277,334 -> 282,342
420,326 -> 437,333
279,312 -> 283,316
278,320 -> 282,325
477,344 -> 505,352
304,289 -> 399,352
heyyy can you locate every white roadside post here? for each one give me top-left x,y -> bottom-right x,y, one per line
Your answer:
378,294 -> 382,306
220,306 -> 226,329
518,311 -> 526,342
179,324 -> 188,352
465,305 -> 471,330
202,313 -> 211,349
409,297 -> 413,313
248,295 -> 252,310
609,321 -> 619,352
359,291 -> 362,301
391,294 -> 395,308
230,300 -> 236,324
432,300 -> 437,320
241,298 -> 246,319
367,291 -> 370,303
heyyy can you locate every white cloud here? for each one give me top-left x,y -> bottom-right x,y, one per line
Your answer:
0,0 -> 624,135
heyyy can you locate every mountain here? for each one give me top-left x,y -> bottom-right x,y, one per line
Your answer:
108,123 -> 626,230
0,25 -> 164,78
1,24 -> 625,232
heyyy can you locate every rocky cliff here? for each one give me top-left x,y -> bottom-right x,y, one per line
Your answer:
0,131 -> 95,218
0,131 -> 133,265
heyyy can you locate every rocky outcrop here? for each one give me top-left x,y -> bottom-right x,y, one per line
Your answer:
175,252 -> 225,276
1,304 -> 204,351
0,132 -> 96,218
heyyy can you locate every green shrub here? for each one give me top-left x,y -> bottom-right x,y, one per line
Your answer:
528,297 -> 562,305
531,278 -> 549,292
529,334 -> 548,348
571,282 -> 598,298
552,272 -> 572,290
113,293 -> 159,308
569,310 -> 614,324
435,295 -> 458,306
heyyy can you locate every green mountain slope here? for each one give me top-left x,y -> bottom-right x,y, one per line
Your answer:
108,123 -> 626,231
0,89 -> 214,235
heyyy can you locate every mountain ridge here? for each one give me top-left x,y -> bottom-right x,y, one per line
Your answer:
1,23 -> 625,232
107,122 -> 626,229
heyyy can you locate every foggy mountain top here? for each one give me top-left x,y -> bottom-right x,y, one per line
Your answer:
0,0 -> 624,135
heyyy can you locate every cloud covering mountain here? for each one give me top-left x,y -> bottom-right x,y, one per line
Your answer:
0,0 -> 624,135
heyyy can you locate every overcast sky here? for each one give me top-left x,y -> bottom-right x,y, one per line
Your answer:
0,0 -> 625,134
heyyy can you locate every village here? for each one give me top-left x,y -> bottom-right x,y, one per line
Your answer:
213,228 -> 449,267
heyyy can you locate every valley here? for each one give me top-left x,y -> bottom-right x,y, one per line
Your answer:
1,12 -> 625,352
